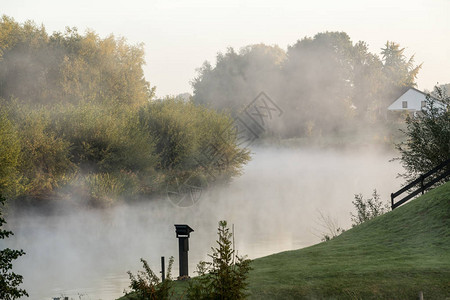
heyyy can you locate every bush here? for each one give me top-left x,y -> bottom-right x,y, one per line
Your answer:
351,189 -> 389,226
138,98 -> 251,182
315,211 -> 345,242
0,195 -> 28,299
126,256 -> 174,300
1,97 -> 251,203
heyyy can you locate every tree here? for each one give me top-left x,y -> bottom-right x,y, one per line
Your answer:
381,41 -> 422,89
15,108 -> 74,199
187,221 -> 252,300
349,41 -> 384,120
282,32 -> 357,136
191,33 -> 423,138
0,195 -> 28,299
192,44 -> 286,113
0,15 -> 154,108
396,86 -> 450,182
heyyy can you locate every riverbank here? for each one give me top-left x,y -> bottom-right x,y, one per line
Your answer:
120,181 -> 450,299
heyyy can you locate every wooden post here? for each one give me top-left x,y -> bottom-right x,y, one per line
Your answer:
391,193 -> 394,210
420,175 -> 424,195
419,291 -> 424,300
161,256 -> 165,282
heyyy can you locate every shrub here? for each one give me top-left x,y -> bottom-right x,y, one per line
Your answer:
0,109 -> 20,196
126,256 -> 174,300
138,98 -> 251,182
351,189 -> 389,226
315,211 -> 345,242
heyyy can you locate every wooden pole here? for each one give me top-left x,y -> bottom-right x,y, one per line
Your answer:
161,256 -> 165,282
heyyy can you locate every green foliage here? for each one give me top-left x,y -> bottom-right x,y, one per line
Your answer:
83,173 -> 127,204
283,32 -> 355,135
351,189 -> 389,226
396,86 -> 450,182
0,97 -> 250,203
0,15 -> 154,108
139,98 -> 200,170
126,256 -> 174,300
0,109 -> 20,196
192,32 -> 422,138
192,44 -> 286,112
0,16 -> 252,204
0,195 -> 28,299
0,15 -> 162,202
187,221 -> 252,300
138,98 -> 251,182
50,103 -> 157,175
15,108 -> 74,198
381,41 -> 422,88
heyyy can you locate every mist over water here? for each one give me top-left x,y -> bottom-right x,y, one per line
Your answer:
5,146 -> 403,300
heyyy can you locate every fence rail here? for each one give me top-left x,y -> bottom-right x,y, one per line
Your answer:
391,158 -> 450,209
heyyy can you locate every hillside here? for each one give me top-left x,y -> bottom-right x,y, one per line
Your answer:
119,182 -> 450,299
248,181 -> 450,299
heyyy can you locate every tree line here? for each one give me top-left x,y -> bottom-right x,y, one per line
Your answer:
0,16 -> 250,205
192,32 -> 422,138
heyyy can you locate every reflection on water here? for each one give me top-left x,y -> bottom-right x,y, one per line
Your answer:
5,147 -> 403,300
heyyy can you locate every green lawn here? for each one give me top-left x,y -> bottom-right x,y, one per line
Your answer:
119,182 -> 450,299
248,181 -> 450,299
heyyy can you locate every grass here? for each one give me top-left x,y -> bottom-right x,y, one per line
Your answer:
119,182 -> 450,299
247,181 -> 450,299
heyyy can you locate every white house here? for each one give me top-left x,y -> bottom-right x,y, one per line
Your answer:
388,87 -> 431,113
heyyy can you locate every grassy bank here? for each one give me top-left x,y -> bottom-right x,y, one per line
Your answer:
248,181 -> 450,299
119,182 -> 450,299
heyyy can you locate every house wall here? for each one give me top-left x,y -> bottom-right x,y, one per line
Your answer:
388,88 -> 426,112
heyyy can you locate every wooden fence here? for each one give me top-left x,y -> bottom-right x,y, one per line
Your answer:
391,158 -> 450,209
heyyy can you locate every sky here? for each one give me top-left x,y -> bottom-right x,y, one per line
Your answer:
2,0 -> 449,97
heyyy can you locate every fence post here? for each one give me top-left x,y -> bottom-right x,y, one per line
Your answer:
161,256 -> 165,282
391,193 -> 394,210
420,175 -> 424,195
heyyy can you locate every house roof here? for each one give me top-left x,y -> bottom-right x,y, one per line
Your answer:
408,87 -> 429,98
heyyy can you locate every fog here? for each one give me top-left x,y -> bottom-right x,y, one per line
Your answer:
5,146 -> 403,300
191,35 -> 412,141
